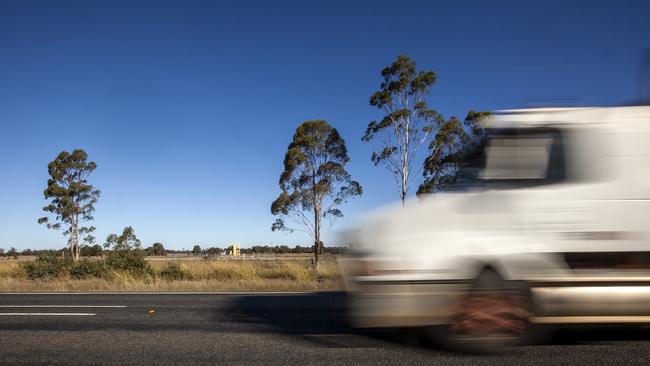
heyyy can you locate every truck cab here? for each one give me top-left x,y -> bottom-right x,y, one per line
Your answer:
343,106 -> 650,351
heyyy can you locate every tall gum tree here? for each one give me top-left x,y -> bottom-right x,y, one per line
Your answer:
38,149 -> 100,261
417,111 -> 490,194
271,120 -> 362,268
362,55 -> 442,206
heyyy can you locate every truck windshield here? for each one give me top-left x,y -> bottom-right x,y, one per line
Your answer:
456,127 -> 565,189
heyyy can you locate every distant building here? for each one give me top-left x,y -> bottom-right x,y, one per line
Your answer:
227,243 -> 240,257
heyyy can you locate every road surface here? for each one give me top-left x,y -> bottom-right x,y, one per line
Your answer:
1,292 -> 649,365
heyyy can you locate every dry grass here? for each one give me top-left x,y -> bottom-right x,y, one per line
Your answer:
0,258 -> 344,292
0,260 -> 24,279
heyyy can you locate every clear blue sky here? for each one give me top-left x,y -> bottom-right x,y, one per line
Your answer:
1,0 -> 648,250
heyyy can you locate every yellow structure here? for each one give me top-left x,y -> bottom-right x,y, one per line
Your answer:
227,243 -> 240,257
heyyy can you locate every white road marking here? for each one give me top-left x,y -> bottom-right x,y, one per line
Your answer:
0,305 -> 126,308
0,313 -> 96,316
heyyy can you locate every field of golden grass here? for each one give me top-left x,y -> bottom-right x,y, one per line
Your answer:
0,258 -> 344,292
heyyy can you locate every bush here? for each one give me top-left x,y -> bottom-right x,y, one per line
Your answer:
159,262 -> 187,281
70,259 -> 107,279
105,250 -> 152,278
80,244 -> 103,257
23,252 -> 67,279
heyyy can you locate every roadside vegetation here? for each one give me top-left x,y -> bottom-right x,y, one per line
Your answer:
0,225 -> 344,292
0,254 -> 343,292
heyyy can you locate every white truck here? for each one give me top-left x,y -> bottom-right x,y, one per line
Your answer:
343,106 -> 650,351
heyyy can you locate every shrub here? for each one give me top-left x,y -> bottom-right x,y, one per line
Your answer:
105,250 -> 153,278
80,244 -> 103,257
23,251 -> 67,279
70,259 -> 107,279
159,262 -> 187,281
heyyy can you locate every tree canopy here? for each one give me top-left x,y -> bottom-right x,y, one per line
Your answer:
149,242 -> 166,256
362,55 -> 442,205
38,149 -> 100,261
417,111 -> 490,194
103,226 -> 141,251
271,120 -> 362,267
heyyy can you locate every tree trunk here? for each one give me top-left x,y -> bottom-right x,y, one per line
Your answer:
314,210 -> 321,270
402,117 -> 409,208
69,224 -> 74,261
313,199 -> 321,270
401,165 -> 407,208
71,213 -> 80,262
312,166 -> 321,270
74,213 -> 80,261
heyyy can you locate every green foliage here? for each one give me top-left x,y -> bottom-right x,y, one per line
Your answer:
7,247 -> 18,259
271,120 -> 362,232
38,149 -> 100,261
362,55 -> 442,203
205,247 -> 222,256
417,111 -> 490,194
271,120 -> 361,265
159,262 -> 187,281
23,251 -> 67,279
70,259 -> 107,279
251,245 -> 290,254
103,227 -> 152,277
80,244 -> 103,257
105,249 -> 152,278
192,245 -> 202,255
148,242 -> 166,256
104,226 -> 141,251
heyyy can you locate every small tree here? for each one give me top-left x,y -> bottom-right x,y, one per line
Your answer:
103,226 -> 141,251
91,244 -> 103,256
192,245 -> 202,255
151,242 -> 166,256
272,120 -> 362,268
38,149 -> 100,261
0,248 -> 5,257
417,111 -> 490,194
7,247 -> 18,259
104,227 -> 151,277
362,55 -> 441,206
206,247 -> 222,256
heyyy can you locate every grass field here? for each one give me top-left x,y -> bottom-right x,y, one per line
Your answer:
0,257 -> 344,292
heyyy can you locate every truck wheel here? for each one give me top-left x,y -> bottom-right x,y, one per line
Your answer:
432,269 -> 534,353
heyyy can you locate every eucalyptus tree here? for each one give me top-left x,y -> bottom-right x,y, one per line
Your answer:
272,120 -> 362,268
417,111 -> 490,194
103,226 -> 151,276
151,242 -> 166,256
103,226 -> 141,251
362,55 -> 442,206
38,149 -> 100,261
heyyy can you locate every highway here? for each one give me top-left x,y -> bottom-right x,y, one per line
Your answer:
1,292 -> 650,365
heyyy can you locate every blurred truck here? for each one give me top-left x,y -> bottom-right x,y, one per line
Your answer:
342,106 -> 650,351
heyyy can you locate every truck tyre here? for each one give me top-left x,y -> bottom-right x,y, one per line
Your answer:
428,268 -> 535,353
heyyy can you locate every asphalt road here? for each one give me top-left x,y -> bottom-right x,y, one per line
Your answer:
1,292 -> 650,365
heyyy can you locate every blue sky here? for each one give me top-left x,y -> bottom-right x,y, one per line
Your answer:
1,0 -> 649,250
